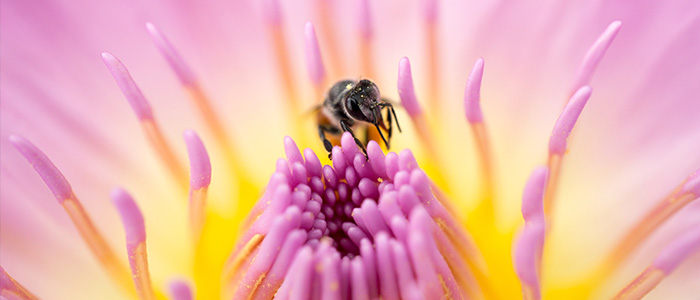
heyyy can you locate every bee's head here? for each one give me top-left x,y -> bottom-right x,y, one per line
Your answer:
344,79 -> 383,124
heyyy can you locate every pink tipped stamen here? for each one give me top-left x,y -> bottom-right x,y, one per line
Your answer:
111,188 -> 155,300
464,58 -> 485,124
101,52 -> 154,121
145,23 -> 196,87
521,167 -> 548,224
102,52 -> 188,188
398,57 -> 423,117
9,135 -> 132,292
304,22 -> 326,90
1,267 -> 39,300
513,220 -> 545,300
184,130 -> 211,240
9,135 -> 73,203
396,57 -> 446,184
570,21 -> 622,96
614,226 -> 700,300
598,169 -> 700,281
168,279 -> 194,300
548,85 -> 593,155
357,0 -> 374,77
463,58 -> 496,214
145,24 -> 247,185
544,85 -> 592,216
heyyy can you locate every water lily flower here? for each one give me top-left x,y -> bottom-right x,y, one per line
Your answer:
1,0 -> 699,299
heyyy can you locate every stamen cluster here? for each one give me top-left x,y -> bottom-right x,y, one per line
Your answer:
225,133 -> 481,299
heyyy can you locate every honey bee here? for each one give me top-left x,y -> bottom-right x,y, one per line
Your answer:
316,79 -> 401,158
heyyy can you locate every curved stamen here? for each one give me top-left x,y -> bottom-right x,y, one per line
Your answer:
167,279 -> 193,300
111,188 -> 155,300
513,167 -> 548,300
183,130 -> 211,242
597,169 -> 699,281
464,58 -> 496,218
544,85 -> 593,216
1,266 -> 39,300
397,57 -> 448,188
513,220 -> 545,300
101,52 -> 188,188
613,226 -> 700,300
146,23 -> 246,179
570,21 -> 622,96
9,135 -> 132,293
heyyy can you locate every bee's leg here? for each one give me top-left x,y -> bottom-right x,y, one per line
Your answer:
340,120 -> 368,158
318,126 -> 334,159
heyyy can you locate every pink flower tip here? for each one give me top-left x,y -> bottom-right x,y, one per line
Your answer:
521,166 -> 548,223
464,57 -> 485,123
111,187 -> 146,245
653,226 -> 700,273
168,278 -> 193,300
101,52 -> 154,121
145,22 -> 197,87
183,130 -> 211,190
9,135 -> 73,203
397,57 -> 422,117
548,85 -> 592,155
304,22 -> 325,86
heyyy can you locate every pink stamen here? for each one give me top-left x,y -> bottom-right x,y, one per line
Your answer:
350,258 -> 370,300
422,0 -> 440,112
464,58 -> 485,123
145,23 -> 196,87
398,57 -> 423,117
614,226 -> 700,299
10,136 -> 132,292
183,130 -> 211,240
111,188 -> 155,300
167,279 -> 193,300
1,267 -> 39,300
101,52 -> 188,188
521,167 -> 548,224
595,169 -> 700,286
100,53 -> 154,121
513,220 -> 545,300
304,22 -> 326,88
9,135 -> 73,203
184,130 -> 211,191
548,86 -> 593,155
544,86 -> 592,216
146,23 -> 247,183
570,21 -> 622,96
653,225 -> 700,273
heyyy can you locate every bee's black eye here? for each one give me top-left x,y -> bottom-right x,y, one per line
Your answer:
345,97 -> 366,121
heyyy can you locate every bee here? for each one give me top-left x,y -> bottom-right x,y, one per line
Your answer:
316,79 -> 401,158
